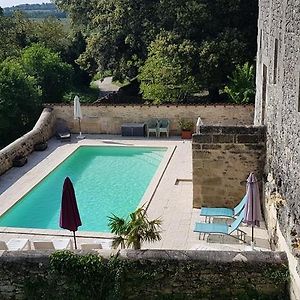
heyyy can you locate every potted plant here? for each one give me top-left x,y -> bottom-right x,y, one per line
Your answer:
179,119 -> 194,139
108,207 -> 162,250
12,154 -> 27,167
34,138 -> 47,151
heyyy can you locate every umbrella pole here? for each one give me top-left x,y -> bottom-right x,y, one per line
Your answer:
73,231 -> 77,249
78,119 -> 82,136
251,184 -> 254,249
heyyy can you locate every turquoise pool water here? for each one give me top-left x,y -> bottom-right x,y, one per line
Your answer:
0,146 -> 166,232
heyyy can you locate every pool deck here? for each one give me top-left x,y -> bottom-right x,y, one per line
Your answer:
0,135 -> 271,251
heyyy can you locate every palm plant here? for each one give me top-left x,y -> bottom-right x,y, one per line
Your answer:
108,208 -> 162,250
224,62 -> 255,104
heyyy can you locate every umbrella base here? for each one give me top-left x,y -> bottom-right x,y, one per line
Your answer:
76,133 -> 85,139
245,241 -> 255,251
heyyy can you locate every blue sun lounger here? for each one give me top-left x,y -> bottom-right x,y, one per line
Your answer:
194,210 -> 246,242
200,194 -> 247,222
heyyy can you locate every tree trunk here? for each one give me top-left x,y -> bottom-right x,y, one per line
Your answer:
133,239 -> 141,250
208,87 -> 220,101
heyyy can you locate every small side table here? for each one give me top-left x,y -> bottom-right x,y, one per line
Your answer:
121,123 -> 146,136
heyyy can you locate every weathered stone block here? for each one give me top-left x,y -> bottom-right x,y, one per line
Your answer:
212,134 -> 235,143
236,134 -> 264,144
193,150 -> 212,160
192,134 -> 212,143
198,126 -> 222,134
202,144 -> 222,150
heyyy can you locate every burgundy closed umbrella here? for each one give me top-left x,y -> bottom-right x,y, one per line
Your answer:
60,177 -> 82,249
244,172 -> 263,249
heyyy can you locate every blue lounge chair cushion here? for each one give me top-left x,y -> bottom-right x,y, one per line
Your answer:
194,222 -> 229,235
200,207 -> 233,218
200,195 -> 248,218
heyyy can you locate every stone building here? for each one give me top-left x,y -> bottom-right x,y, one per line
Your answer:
193,0 -> 300,298
255,0 -> 300,298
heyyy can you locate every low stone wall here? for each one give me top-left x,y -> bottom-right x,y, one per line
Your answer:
0,250 -> 289,299
193,125 -> 266,208
0,108 -> 56,175
50,104 -> 254,135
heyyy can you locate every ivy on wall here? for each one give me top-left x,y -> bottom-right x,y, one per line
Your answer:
22,250 -> 289,300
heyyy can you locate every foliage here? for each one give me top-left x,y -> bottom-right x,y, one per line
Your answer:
24,251 -> 125,299
179,119 -> 194,131
23,250 -> 289,300
0,11 -> 31,60
31,17 -> 70,54
56,0 -> 258,100
62,30 -> 92,87
0,12 -> 69,61
63,85 -> 99,104
108,207 -> 162,250
0,59 -> 42,146
21,43 -> 73,103
198,28 -> 248,99
139,32 -> 198,104
224,62 -> 255,104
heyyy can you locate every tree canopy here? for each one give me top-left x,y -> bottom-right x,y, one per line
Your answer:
139,32 -> 198,103
21,44 -> 73,103
0,59 -> 42,145
56,0 -> 258,100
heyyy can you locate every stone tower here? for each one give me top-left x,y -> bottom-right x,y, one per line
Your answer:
255,0 -> 300,298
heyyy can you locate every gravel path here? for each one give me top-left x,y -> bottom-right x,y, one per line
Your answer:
94,76 -> 119,98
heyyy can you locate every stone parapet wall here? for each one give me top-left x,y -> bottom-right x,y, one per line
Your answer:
50,104 -> 254,135
0,108 -> 56,175
193,125 -> 265,208
0,249 -> 289,299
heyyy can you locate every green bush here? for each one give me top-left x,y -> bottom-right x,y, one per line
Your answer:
139,32 -> 198,104
21,43 -> 73,103
224,62 -> 255,104
0,59 -> 42,146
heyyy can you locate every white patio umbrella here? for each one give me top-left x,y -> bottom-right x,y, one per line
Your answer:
74,95 -> 85,139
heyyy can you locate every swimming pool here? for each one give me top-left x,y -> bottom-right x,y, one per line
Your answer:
0,146 -> 166,232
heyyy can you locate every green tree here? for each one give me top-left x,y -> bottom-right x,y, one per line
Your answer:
224,62 -> 255,104
0,59 -> 42,146
21,44 -> 73,103
139,32 -> 198,104
31,17 -> 69,54
108,207 -> 162,250
56,0 -> 258,99
198,29 -> 247,99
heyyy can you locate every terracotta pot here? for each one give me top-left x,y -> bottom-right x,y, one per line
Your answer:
181,130 -> 192,139
34,142 -> 47,151
12,156 -> 27,167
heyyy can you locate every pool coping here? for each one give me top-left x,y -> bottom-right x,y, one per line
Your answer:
0,138 -> 176,239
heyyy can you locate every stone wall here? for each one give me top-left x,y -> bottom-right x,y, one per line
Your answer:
255,1 -> 300,298
0,108 -> 56,175
0,250 -> 289,299
50,104 -> 254,135
192,125 -> 265,208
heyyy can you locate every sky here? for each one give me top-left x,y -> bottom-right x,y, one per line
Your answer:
0,0 -> 51,8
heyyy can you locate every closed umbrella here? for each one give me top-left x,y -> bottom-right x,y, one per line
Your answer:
60,177 -> 82,249
74,95 -> 85,139
244,172 -> 263,249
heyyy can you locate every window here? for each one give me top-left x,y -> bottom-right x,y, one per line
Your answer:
273,38 -> 279,84
262,64 -> 267,124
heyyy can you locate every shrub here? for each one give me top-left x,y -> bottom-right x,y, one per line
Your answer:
139,32 -> 198,104
0,59 -> 42,146
224,62 -> 255,104
21,43 -> 73,103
